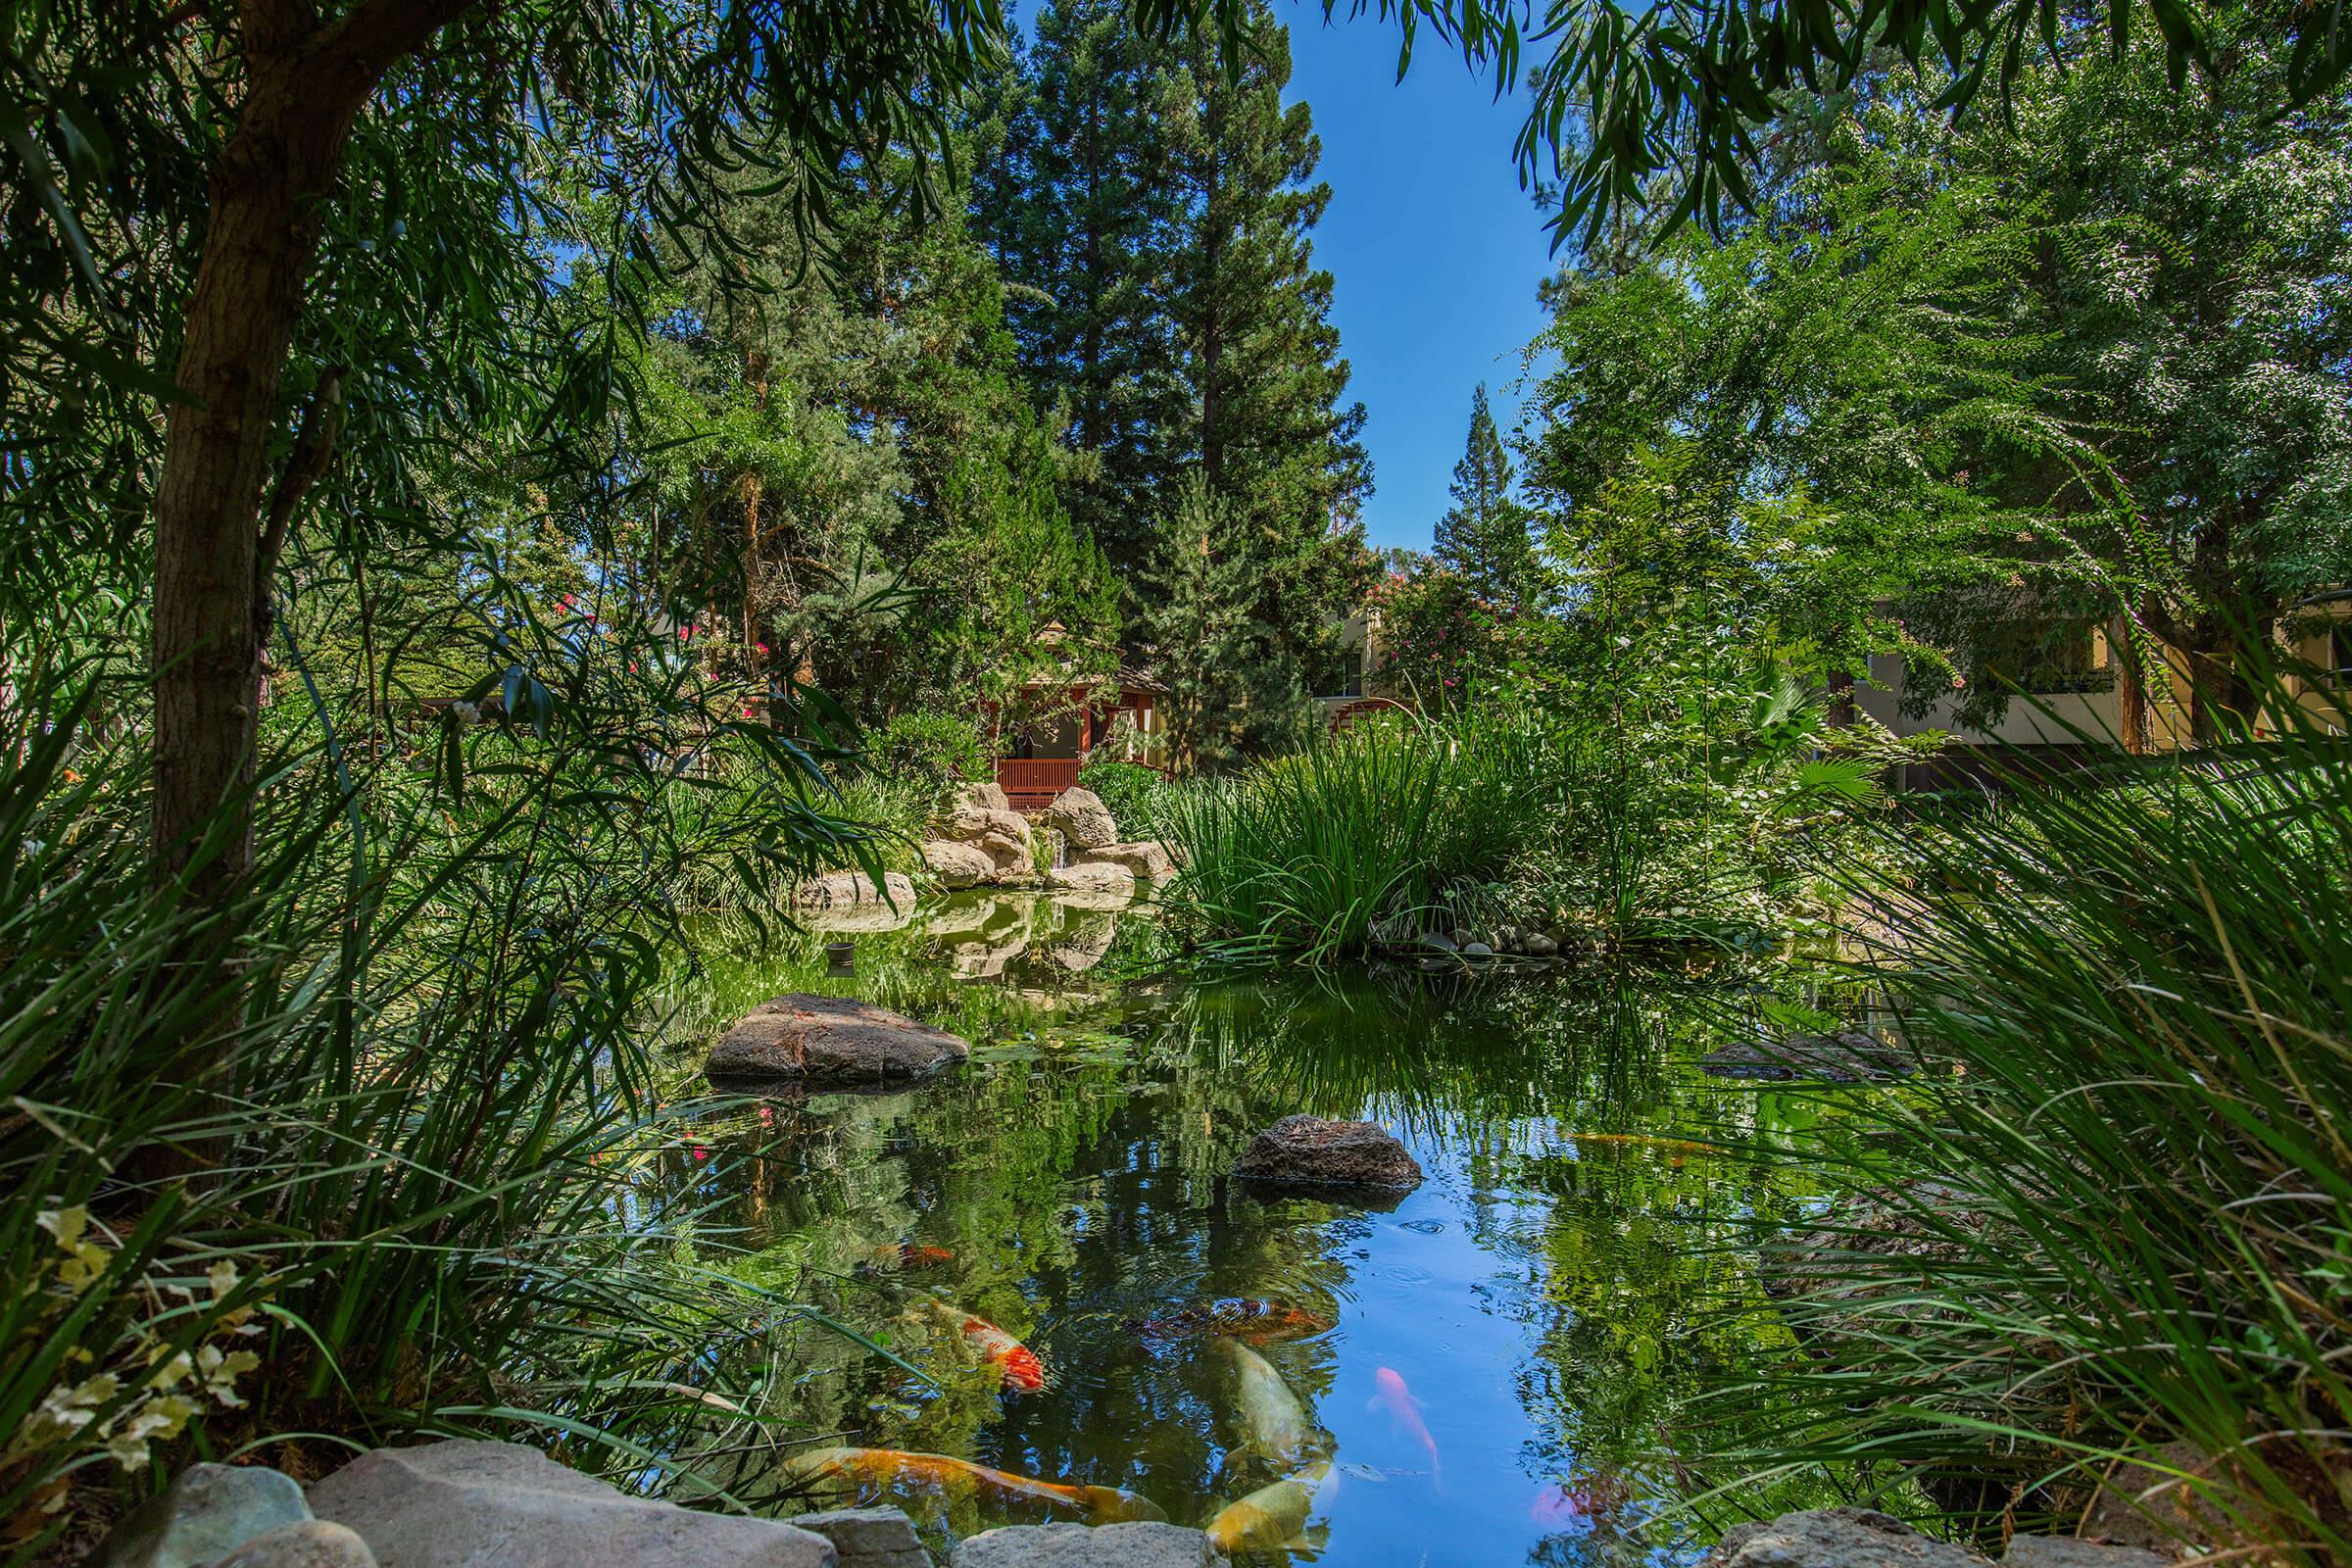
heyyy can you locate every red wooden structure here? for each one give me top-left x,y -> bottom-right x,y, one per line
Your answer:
995,757 -> 1082,809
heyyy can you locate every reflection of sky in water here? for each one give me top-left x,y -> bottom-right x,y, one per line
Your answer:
648,892 -> 1856,1565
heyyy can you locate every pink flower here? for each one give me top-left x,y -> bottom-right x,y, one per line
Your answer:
756,641 -> 769,655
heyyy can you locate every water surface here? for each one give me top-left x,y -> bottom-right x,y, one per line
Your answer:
651,891 -> 1849,1565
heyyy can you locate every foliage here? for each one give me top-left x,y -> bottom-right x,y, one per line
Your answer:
1433,384 -> 1539,609
1368,563 -> 1530,708
1077,760 -> 1170,838
1732,674 -> 2352,1560
864,711 -> 989,797
1156,707 -> 1551,959
0,590 -> 880,1550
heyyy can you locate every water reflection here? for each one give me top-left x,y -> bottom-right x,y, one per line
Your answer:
647,892 -> 1848,1564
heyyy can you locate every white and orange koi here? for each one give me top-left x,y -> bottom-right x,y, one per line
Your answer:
922,1298 -> 1046,1392
1204,1459 -> 1334,1554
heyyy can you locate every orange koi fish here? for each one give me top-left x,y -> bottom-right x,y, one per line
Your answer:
923,1298 -> 1046,1392
1372,1367 -> 1441,1480
1134,1298 -> 1333,1345
782,1446 -> 1163,1525
867,1242 -> 958,1270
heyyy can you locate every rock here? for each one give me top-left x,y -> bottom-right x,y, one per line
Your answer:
214,1523 -> 380,1568
308,1441 -> 832,1568
1231,1115 -> 1423,1194
952,781 -> 1010,813
1043,788 -> 1119,851
1077,840 -> 1176,882
2003,1539 -> 2174,1568
1703,1508 -> 1993,1568
101,1463 -> 314,1568
921,839 -> 997,890
792,1508 -> 927,1568
709,994 -> 969,1086
796,870 -> 917,911
1460,941 -> 1494,958
1410,930 -> 1457,954
1046,860 -> 1135,899
1700,1030 -> 1915,1083
1448,927 -> 1472,947
1523,931 -> 1558,956
953,1522 -> 1226,1568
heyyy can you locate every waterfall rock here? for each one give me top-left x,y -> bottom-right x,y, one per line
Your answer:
1075,840 -> 1176,882
792,1508 -> 927,1568
1702,1509 -> 1993,1568
1046,860 -> 1135,899
1042,788 -> 1119,851
212,1523 -> 380,1568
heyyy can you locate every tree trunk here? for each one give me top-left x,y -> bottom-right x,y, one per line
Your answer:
150,0 -> 473,1077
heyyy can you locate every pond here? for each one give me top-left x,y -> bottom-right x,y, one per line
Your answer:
645,891 -> 1857,1566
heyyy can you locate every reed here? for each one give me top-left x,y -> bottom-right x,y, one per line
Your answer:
1722,676 -> 2352,1560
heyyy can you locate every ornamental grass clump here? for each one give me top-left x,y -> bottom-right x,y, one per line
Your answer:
1733,680 -> 2352,1561
1157,706 -> 1547,961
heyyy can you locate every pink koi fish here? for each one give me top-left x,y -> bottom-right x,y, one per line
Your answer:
1371,1367 -> 1441,1482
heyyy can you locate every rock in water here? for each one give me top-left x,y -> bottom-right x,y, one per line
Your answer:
1232,1115 -> 1424,1194
213,1523 -> 379,1568
1703,1508 -> 1994,1568
100,1463 -> 313,1568
1043,787 -> 1119,851
1046,860 -> 1136,898
1699,1030 -> 1913,1083
953,1522 -> 1228,1568
793,1507 -> 929,1568
708,994 -> 969,1086
308,1441 -> 832,1568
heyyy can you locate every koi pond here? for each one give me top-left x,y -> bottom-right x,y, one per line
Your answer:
647,890 -> 1857,1565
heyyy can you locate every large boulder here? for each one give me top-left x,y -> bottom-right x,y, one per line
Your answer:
100,1463 -> 314,1568
1232,1116 -> 1424,1194
1043,788 -> 1119,851
1046,860 -> 1135,899
709,994 -> 969,1086
213,1523 -> 379,1568
1077,841 -> 1176,883
952,1522 -> 1226,1568
308,1441 -> 832,1568
1702,1509 -> 1993,1568
951,780 -> 1011,813
795,871 -> 915,913
920,839 -> 997,890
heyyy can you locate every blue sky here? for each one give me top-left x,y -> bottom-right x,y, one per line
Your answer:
1281,11 -> 1563,553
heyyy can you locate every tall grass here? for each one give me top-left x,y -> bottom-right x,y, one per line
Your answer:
1157,707 -> 1548,960
1728,680 -> 2352,1560
2,589 -> 888,1557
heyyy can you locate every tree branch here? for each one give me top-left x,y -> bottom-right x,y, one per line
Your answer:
255,365 -> 345,626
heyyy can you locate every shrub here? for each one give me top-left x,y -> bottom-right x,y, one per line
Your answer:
1078,759 -> 1167,838
862,710 -> 986,797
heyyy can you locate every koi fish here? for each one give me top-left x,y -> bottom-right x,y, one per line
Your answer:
783,1446 -> 1164,1525
1204,1459 -> 1334,1554
1135,1298 -> 1332,1344
1212,1337 -> 1324,1467
1564,1132 -> 1719,1156
1372,1367 -> 1440,1480
867,1243 -> 957,1270
923,1298 -> 1046,1392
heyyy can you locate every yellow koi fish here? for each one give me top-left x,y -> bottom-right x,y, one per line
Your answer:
1211,1337 -> 1325,1468
1205,1459 -> 1334,1554
782,1446 -> 1164,1525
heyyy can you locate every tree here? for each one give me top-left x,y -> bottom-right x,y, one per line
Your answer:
1433,384 -> 1538,607
1133,477 -> 1292,771
969,0 -> 1188,567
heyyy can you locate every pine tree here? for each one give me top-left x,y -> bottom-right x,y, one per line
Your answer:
1134,476 -> 1300,771
1433,384 -> 1538,606
969,0 -> 1186,567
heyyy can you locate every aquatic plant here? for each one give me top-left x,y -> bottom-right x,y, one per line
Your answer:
1731,677 -> 2352,1560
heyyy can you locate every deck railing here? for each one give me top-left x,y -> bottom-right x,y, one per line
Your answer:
995,757 -> 1081,809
